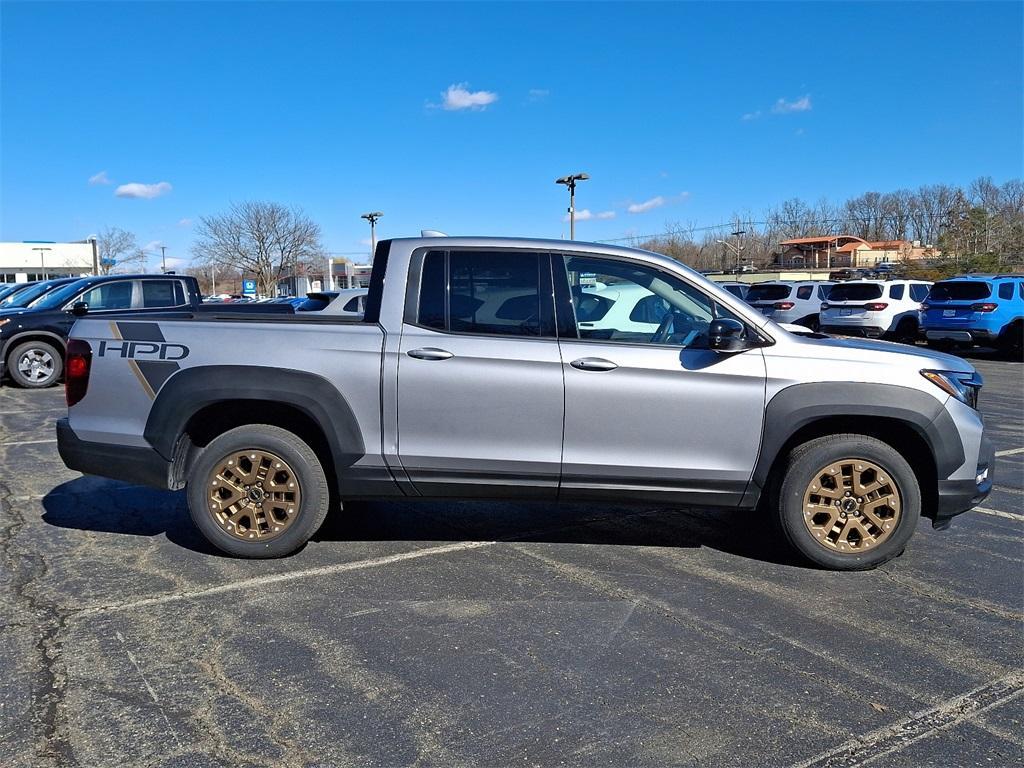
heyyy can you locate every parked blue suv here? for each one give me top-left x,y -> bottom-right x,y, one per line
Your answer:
920,274 -> 1023,356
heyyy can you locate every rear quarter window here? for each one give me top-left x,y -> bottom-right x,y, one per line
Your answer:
796,285 -> 813,300
998,282 -> 1014,300
889,284 -> 905,300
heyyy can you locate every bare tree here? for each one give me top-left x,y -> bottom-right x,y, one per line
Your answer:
96,226 -> 147,274
191,201 -> 325,296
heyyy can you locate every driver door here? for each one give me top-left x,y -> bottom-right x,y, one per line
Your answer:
555,253 -> 767,506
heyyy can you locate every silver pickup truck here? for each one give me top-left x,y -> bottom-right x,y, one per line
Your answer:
56,237 -> 994,570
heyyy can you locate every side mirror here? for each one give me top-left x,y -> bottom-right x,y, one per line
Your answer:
708,318 -> 748,352
71,302 -> 89,317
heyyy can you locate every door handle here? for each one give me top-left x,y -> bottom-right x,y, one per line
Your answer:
407,347 -> 454,361
570,357 -> 618,372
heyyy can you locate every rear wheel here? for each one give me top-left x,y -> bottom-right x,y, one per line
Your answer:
796,314 -> 820,332
998,322 -> 1023,361
186,424 -> 330,558
892,317 -> 919,345
8,341 -> 63,388
775,434 -> 920,570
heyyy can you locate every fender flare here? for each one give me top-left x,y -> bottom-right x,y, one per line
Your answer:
143,365 -> 366,475
1,330 -> 68,362
749,382 -> 964,492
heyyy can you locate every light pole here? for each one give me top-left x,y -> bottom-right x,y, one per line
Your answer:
361,212 -> 383,259
555,173 -> 590,240
715,230 -> 746,272
32,247 -> 52,279
160,245 -> 167,273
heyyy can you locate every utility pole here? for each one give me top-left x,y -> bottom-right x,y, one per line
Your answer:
160,246 -> 167,273
32,247 -> 52,279
555,173 -> 590,240
361,212 -> 383,259
715,230 -> 746,272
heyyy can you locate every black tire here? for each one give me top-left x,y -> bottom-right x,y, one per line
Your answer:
775,434 -> 920,571
7,341 -> 63,388
892,317 -> 919,345
997,323 -> 1023,361
796,314 -> 820,332
186,424 -> 330,558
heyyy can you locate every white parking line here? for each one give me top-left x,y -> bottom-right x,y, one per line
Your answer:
0,438 -> 58,447
973,507 -> 1024,523
77,540 -> 497,617
789,670 -> 1024,768
995,447 -> 1024,457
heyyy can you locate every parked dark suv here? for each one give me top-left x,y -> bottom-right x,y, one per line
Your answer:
0,274 -> 196,388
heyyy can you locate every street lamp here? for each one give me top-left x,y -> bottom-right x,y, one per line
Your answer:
361,211 -> 383,258
715,230 -> 746,271
555,173 -> 590,240
32,247 -> 52,279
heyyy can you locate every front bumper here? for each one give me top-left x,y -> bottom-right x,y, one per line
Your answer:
931,433 -> 995,529
57,418 -> 172,489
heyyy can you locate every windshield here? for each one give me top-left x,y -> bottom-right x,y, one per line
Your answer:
29,280 -> 89,310
928,281 -> 991,301
828,283 -> 884,302
746,284 -> 791,302
0,281 -> 61,308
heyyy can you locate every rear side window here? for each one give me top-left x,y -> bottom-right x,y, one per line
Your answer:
796,285 -> 813,300
889,284 -> 905,300
998,282 -> 1014,300
828,283 -> 884,302
141,280 -> 186,308
417,250 -> 548,337
817,285 -> 831,300
928,282 -> 991,301
746,284 -> 791,302
910,284 -> 930,301
80,281 -> 133,310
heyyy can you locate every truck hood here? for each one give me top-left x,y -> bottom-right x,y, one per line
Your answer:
784,331 -> 976,374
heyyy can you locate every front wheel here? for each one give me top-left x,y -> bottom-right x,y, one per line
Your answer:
8,341 -> 63,388
186,424 -> 330,558
775,434 -> 920,570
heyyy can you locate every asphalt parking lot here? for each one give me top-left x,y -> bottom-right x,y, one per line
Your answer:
1,351 -> 1021,768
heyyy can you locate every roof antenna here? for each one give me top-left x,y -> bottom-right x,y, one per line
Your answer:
421,230 -> 448,237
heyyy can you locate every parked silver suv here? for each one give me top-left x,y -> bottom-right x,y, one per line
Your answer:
57,237 -> 993,570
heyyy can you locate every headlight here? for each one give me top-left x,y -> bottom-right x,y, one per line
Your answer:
921,369 -> 982,409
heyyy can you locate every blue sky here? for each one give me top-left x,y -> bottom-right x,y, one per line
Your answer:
2,1 -> 1021,268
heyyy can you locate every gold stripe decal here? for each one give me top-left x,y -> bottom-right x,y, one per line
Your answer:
110,321 -> 156,400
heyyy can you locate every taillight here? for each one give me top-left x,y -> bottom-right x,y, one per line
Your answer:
65,339 -> 92,407
820,302 -> 830,311
971,303 -> 998,312
864,303 -> 889,311
774,301 -> 795,310
920,304 -> 931,311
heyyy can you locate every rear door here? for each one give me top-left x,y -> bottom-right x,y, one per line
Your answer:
554,252 -> 767,506
396,249 -> 564,497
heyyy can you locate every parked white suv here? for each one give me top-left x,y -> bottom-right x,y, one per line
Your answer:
821,280 -> 931,342
745,281 -> 834,330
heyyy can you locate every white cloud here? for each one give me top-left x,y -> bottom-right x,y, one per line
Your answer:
771,94 -> 812,114
177,217 -> 193,227
527,88 -> 549,102
628,196 -> 666,214
88,170 -> 112,185
741,111 -> 762,121
563,209 -> 616,223
439,83 -> 498,111
115,181 -> 172,199
162,257 -> 186,270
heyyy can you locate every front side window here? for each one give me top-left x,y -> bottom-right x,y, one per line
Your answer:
79,281 -> 133,310
559,254 -> 745,349
141,280 -> 186,308
416,250 -> 549,337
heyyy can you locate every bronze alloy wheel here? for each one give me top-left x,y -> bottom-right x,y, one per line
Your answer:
802,458 -> 902,553
206,449 -> 301,541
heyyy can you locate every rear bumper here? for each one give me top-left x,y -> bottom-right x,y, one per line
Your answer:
924,328 -> 999,343
931,433 -> 995,529
57,418 -> 171,489
821,325 -> 886,338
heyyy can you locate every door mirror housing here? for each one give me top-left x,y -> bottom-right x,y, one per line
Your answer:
708,318 -> 749,352
71,301 -> 89,317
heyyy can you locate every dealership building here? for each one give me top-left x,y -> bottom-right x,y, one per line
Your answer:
0,240 -> 97,283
